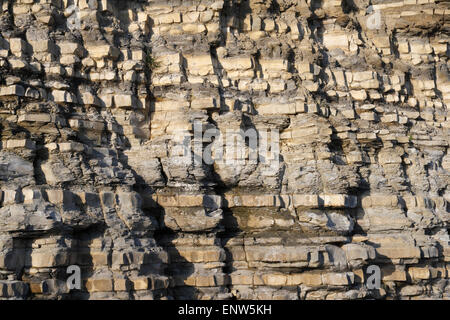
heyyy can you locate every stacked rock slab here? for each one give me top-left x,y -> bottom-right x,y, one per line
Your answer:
0,0 -> 448,300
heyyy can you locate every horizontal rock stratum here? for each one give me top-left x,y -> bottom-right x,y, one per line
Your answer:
0,0 -> 449,300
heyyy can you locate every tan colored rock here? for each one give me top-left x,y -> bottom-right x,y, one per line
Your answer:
219,56 -> 253,71
323,33 -> 349,50
256,103 -> 296,115
322,272 -> 353,286
191,97 -> 218,110
185,54 -> 214,76
86,43 -> 120,60
114,94 -> 138,109
293,195 -> 319,208
85,279 -> 113,292
131,278 -> 151,290
0,85 -> 25,96
154,12 -> 181,25
287,273 -> 323,286
51,90 -> 77,104
9,38 -> 27,55
18,113 -> 51,123
408,267 -> 431,280
262,274 -> 286,286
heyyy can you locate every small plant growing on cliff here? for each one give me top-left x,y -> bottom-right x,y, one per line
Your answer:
146,52 -> 160,71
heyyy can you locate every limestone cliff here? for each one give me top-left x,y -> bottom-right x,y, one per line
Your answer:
0,0 -> 449,300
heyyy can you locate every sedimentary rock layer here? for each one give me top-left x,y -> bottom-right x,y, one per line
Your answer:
0,0 -> 449,300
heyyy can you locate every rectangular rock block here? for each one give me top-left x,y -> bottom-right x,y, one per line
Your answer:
259,59 -> 288,72
286,273 -> 322,286
240,195 -> 276,207
85,279 -> 113,292
59,41 -> 84,56
51,90 -> 77,104
6,139 -> 35,150
0,85 -> 25,96
185,54 -> 214,76
219,56 -> 253,71
18,113 -> 52,123
29,40 -> 56,54
86,44 -> 120,60
376,246 -> 421,259
381,265 -> 407,281
293,195 -> 319,208
131,277 -> 151,291
191,97 -> 218,110
322,272 -> 354,286
114,94 -> 139,109
256,103 -> 296,115
9,38 -> 27,54
323,33 -> 349,50
114,279 -> 132,292
320,194 -> 357,208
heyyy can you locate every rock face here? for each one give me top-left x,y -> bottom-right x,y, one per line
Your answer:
0,0 -> 449,300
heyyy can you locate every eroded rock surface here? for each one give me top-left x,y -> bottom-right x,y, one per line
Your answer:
0,0 -> 449,300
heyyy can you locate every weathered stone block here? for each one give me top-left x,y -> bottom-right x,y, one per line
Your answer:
191,97 -> 218,110
9,38 -> 27,54
86,43 -> 120,60
154,12 -> 181,25
185,55 -> 214,76
219,56 -> 253,71
18,113 -> 52,123
6,139 -> 35,150
322,272 -> 353,286
323,33 -> 349,50
29,40 -> 56,54
85,279 -> 113,292
320,194 -> 357,208
59,41 -> 84,56
114,94 -> 138,109
0,85 -> 25,96
293,195 -> 319,208
257,103 -> 296,115
51,90 -> 77,104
